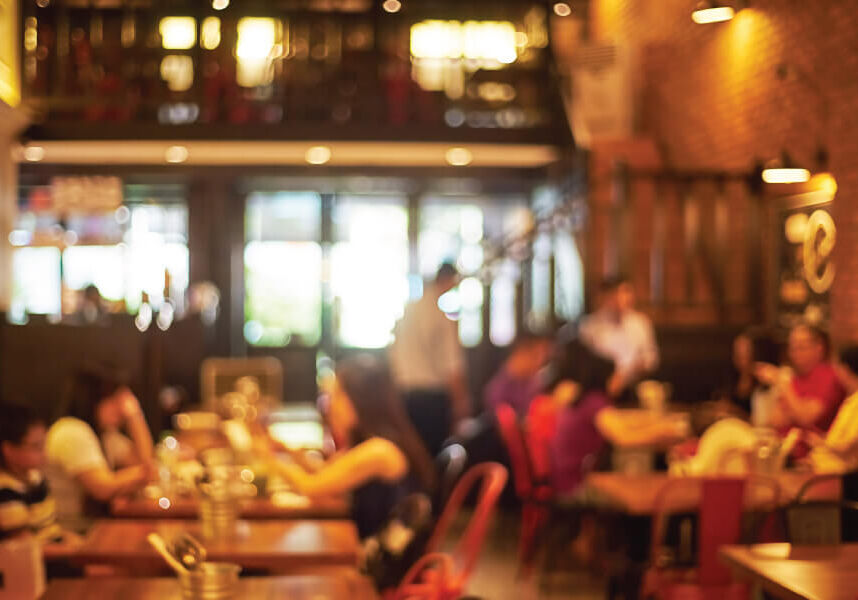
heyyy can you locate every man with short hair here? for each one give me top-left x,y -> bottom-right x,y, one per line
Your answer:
389,263 -> 470,456
483,333 -> 551,418
579,276 -> 659,399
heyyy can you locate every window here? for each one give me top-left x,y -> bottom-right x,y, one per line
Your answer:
331,196 -> 409,348
11,183 -> 189,320
10,248 -> 61,321
419,197 -> 526,347
244,192 -> 322,346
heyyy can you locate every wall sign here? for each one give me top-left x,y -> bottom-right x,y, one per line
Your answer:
776,188 -> 836,329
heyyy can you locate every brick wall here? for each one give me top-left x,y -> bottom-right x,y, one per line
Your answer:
583,0 -> 858,341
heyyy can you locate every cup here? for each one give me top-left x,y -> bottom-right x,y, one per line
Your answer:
177,562 -> 240,600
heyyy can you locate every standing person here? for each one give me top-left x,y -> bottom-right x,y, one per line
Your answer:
389,262 -> 469,456
579,275 -> 659,400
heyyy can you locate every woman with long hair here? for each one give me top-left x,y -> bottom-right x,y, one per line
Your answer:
44,365 -> 153,530
268,353 -> 436,538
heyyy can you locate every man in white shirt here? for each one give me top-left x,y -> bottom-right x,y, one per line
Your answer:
579,276 -> 659,399
389,263 -> 470,455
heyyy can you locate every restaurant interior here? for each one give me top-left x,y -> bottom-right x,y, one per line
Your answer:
0,0 -> 857,599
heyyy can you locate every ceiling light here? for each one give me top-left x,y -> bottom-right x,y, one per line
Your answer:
383,0 -> 401,13
553,3 -> 572,17
165,145 -> 189,163
159,17 -> 196,50
212,0 -> 229,9
305,146 -> 332,165
445,147 -> 473,166
23,146 -> 45,162
692,2 -> 735,24
762,152 -> 810,184
201,17 -> 221,50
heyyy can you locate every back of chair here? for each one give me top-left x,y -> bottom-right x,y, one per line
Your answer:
652,477 -> 780,587
494,404 -> 533,499
425,462 -> 508,587
436,443 -> 468,508
787,473 -> 858,544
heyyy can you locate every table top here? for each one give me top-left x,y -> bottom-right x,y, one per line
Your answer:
111,494 -> 349,520
584,472 -> 841,515
41,574 -> 378,600
720,543 -> 858,600
45,519 -> 360,574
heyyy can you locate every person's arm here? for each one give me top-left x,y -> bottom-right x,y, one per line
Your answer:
833,362 -> 858,395
777,384 -> 828,428
76,464 -> 150,503
117,387 -> 154,465
268,437 -> 408,497
595,407 -> 688,448
637,317 -> 660,375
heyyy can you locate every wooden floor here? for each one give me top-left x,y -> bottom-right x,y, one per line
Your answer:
449,510 -> 605,600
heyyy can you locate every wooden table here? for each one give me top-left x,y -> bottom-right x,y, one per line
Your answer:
41,574 -> 378,599
111,494 -> 349,520
584,472 -> 841,515
45,519 -> 360,574
720,543 -> 858,600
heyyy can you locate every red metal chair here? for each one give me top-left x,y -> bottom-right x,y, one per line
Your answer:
494,403 -> 553,571
642,476 -> 780,600
392,462 -> 508,600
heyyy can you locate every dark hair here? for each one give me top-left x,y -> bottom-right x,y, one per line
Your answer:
740,327 -> 780,365
841,346 -> 858,377
435,262 -> 459,283
600,275 -> 629,293
511,331 -> 551,351
84,284 -> 100,298
335,354 -> 437,492
547,338 -> 614,395
0,403 -> 44,468
58,364 -> 127,431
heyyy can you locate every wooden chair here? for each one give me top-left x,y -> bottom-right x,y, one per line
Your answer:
642,476 -> 780,600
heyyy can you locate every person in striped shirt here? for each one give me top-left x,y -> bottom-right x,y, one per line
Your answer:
0,404 -> 61,542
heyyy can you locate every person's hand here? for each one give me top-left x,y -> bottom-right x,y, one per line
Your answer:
754,362 -> 780,386
117,387 -> 144,421
607,372 -> 625,398
552,380 -> 580,407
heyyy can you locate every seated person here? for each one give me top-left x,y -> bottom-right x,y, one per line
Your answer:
45,366 -> 153,531
755,324 -> 845,442
266,354 -> 436,538
531,339 -> 689,497
719,328 -> 779,415
0,404 -> 63,543
483,332 -> 551,418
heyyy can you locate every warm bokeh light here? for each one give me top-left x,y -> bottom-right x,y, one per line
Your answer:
762,167 -> 811,184
164,145 -> 189,163
160,56 -> 194,92
201,17 -> 221,50
305,146 -> 332,165
692,6 -> 735,24
212,0 -> 229,9
236,17 -> 278,87
410,20 -> 517,64
23,146 -> 45,162
814,172 -> 838,197
159,17 -> 196,50
158,497 -> 171,510
553,3 -> 572,17
445,147 -> 473,166
382,0 -> 401,13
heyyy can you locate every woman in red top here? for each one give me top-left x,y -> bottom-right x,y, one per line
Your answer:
757,324 -> 845,436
